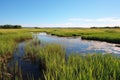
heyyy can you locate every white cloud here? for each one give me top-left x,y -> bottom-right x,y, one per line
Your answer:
21,17 -> 120,27
67,17 -> 120,27
22,23 -> 85,27
38,23 -> 79,27
69,18 -> 94,22
69,17 -> 120,22
96,17 -> 120,22
22,22 -> 120,28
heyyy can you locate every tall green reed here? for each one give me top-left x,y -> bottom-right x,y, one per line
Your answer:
24,40 -> 120,80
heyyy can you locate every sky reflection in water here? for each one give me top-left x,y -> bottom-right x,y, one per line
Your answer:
36,33 -> 120,55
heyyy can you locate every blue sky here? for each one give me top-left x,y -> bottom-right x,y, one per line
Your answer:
0,0 -> 120,27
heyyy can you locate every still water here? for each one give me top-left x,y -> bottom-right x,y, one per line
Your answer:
36,32 -> 120,55
7,42 -> 43,80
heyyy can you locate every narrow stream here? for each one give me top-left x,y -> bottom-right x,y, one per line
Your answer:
7,42 -> 44,80
36,32 -> 120,55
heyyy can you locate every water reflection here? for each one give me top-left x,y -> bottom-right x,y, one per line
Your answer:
36,32 -> 120,55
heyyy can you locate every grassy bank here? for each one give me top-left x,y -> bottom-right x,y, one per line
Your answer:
24,40 -> 120,80
0,29 -> 32,56
0,29 -> 32,79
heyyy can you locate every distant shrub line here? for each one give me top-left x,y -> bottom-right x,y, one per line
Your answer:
0,25 -> 22,29
91,26 -> 120,29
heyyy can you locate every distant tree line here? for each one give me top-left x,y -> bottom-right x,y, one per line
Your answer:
34,27 -> 41,29
91,26 -> 120,29
0,25 -> 22,29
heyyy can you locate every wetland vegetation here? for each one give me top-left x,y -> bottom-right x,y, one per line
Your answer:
0,28 -> 120,80
22,38 -> 120,80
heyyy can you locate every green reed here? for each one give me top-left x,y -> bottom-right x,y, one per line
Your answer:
0,30 -> 32,80
24,40 -> 120,80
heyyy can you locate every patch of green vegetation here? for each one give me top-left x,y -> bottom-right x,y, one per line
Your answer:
81,33 -> 120,43
0,33 -> 32,56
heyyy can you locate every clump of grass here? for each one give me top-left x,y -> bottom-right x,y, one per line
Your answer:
0,32 -> 32,56
24,39 -> 41,61
81,33 -> 120,44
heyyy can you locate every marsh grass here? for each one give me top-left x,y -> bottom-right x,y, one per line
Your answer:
0,29 -> 32,80
0,28 -> 120,80
1,28 -> 119,43
43,51 -> 120,80
24,40 -> 120,80
81,33 -> 120,44
0,61 -> 23,80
